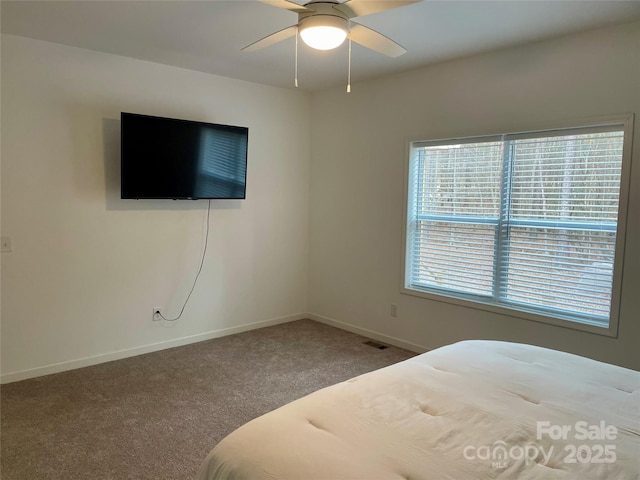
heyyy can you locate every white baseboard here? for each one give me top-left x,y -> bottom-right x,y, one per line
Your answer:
307,313 -> 431,354
1,313 -> 306,384
2,313 -> 431,384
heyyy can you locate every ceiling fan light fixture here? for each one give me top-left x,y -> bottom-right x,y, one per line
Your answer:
299,15 -> 348,50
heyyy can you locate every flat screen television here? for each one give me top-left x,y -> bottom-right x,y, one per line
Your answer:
121,113 -> 248,199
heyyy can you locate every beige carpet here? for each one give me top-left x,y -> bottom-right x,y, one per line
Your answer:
1,319 -> 415,480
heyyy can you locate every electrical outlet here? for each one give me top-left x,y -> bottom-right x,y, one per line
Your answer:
390,304 -> 398,317
153,308 -> 162,322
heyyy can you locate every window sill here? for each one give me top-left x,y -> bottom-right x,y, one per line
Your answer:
400,285 -> 619,338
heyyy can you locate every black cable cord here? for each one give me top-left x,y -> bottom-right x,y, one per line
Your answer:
159,199 -> 211,322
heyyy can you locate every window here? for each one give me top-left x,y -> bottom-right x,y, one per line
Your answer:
403,118 -> 632,335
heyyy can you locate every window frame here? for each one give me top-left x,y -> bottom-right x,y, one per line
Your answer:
401,115 -> 634,337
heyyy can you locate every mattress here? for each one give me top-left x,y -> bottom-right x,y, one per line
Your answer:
196,340 -> 640,480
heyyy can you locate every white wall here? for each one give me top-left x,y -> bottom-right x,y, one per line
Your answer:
3,21 -> 639,382
309,22 -> 640,370
1,35 -> 311,381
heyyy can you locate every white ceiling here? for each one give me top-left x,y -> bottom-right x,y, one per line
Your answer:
2,0 -> 640,92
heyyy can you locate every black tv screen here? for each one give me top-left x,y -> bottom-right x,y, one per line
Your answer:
121,113 -> 248,199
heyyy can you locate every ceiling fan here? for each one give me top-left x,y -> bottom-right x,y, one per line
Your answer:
244,0 -> 420,57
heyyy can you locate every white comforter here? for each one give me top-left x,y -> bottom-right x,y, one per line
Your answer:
197,340 -> 640,479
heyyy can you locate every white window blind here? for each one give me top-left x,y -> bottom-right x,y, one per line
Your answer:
405,124 -> 627,328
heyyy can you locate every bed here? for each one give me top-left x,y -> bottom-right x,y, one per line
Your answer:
196,340 -> 640,480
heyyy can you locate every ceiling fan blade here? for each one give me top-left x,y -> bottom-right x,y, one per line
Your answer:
242,25 -> 298,52
349,23 -> 407,57
257,0 -> 313,13
337,0 -> 420,18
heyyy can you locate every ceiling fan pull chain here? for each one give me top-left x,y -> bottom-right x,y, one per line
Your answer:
347,25 -> 352,93
295,26 -> 299,88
